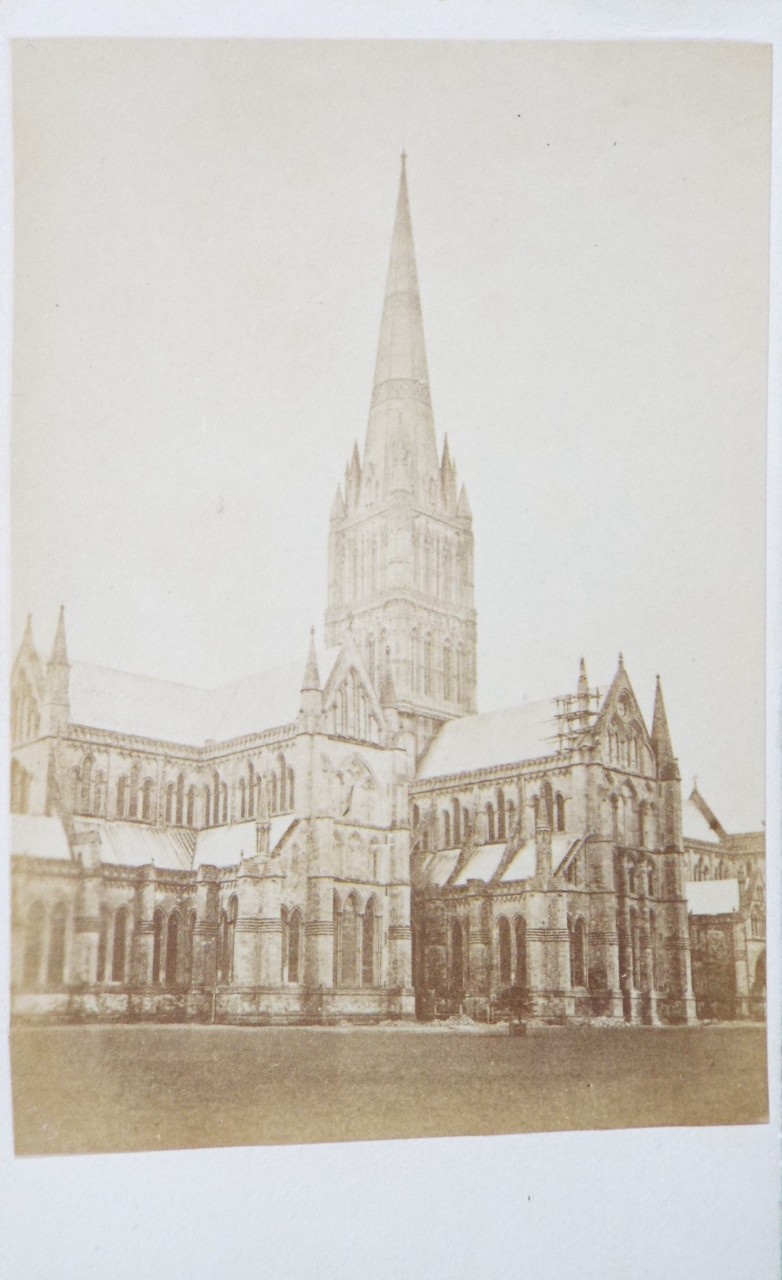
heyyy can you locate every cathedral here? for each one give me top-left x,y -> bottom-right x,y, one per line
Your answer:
9,158 -> 765,1027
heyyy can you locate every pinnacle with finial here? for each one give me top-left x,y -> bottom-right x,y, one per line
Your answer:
49,604 -> 69,666
301,626 -> 321,693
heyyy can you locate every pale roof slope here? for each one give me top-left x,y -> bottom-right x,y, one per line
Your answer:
686,880 -> 740,915
68,645 -> 339,745
12,814 -> 72,861
417,699 -> 559,780
682,795 -> 720,844
71,817 -> 195,870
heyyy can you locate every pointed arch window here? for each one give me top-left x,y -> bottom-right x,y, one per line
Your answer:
649,909 -> 658,990
411,628 -> 420,694
629,909 -> 641,989
125,762 -> 138,819
80,756 -> 94,815
93,771 -> 105,817
362,898 -> 379,987
332,892 -> 342,986
96,906 -> 111,983
46,902 -> 68,986
443,544 -> 453,601
152,909 -> 166,985
116,775 -> 128,819
142,778 -> 155,823
507,799 -> 516,836
186,910 -> 197,986
238,778 -> 246,820
281,907 -> 289,981
498,917 -> 512,986
165,913 -> 180,988
165,782 -> 175,825
23,901 -> 46,989
452,798 -> 461,846
187,785 -> 196,826
203,785 -> 211,827
497,789 -> 506,840
555,793 -> 566,833
277,755 -> 287,811
340,894 -> 359,987
11,759 -> 32,814
451,919 -> 465,989
569,917 -> 587,988
443,809 -> 452,847
486,802 -> 496,842
515,916 -> 527,989
367,635 -> 376,684
112,907 -> 129,983
288,910 -> 303,984
218,897 -> 237,983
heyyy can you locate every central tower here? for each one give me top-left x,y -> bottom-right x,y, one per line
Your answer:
325,156 -> 477,756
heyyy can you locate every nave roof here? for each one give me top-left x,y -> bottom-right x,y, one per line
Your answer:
68,643 -> 339,746
416,698 -> 561,780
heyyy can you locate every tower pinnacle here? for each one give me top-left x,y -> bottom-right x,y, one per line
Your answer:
651,675 -> 679,781
301,626 -> 321,693
49,605 -> 69,666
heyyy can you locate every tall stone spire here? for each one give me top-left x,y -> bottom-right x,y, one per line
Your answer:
362,152 -> 440,497
325,157 -> 478,750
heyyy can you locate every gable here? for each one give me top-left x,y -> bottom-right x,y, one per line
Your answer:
596,668 -> 653,774
11,645 -> 45,745
321,636 -> 387,743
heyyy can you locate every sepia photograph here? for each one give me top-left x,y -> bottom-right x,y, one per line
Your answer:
7,37 -> 771,1162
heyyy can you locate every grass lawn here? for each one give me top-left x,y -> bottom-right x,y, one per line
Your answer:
10,1022 -> 768,1156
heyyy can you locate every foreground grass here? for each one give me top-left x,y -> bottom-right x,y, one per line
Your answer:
10,1023 -> 768,1156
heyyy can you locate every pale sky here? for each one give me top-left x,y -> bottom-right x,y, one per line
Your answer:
11,40 -> 770,829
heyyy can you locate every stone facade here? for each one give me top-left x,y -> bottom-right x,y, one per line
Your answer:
9,157 -> 764,1027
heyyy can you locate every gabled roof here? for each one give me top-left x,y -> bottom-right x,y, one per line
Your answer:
193,820 -> 258,869
12,814 -> 73,861
68,644 -> 340,745
686,880 -> 740,916
682,796 -> 721,845
71,817 -> 195,870
416,698 -> 560,780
